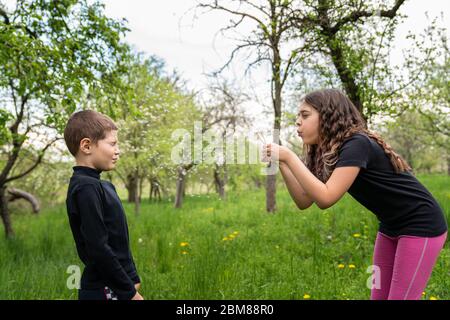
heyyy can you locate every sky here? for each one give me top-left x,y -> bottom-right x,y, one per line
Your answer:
3,0 -> 448,103
101,0 -> 449,90
2,0 -> 449,135
103,0 -> 257,91
100,0 -> 449,134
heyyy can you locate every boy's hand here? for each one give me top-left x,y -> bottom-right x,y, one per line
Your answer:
132,291 -> 144,300
135,283 -> 141,291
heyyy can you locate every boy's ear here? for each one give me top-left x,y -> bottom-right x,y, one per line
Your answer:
79,138 -> 92,155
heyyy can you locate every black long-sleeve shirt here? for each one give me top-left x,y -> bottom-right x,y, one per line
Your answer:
66,166 -> 140,300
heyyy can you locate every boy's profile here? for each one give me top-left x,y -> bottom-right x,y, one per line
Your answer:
64,110 -> 143,300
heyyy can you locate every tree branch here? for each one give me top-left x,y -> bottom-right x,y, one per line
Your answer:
5,137 -> 61,183
198,2 -> 267,32
0,6 -> 10,24
330,0 -> 406,34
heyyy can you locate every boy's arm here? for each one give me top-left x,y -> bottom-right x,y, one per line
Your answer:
76,183 -> 137,300
129,251 -> 141,285
110,181 -> 141,286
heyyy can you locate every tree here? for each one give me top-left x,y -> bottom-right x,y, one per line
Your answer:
405,36 -> 449,174
171,90 -> 242,208
0,0 -> 129,238
289,0 -> 446,124
200,78 -> 251,199
300,0 -> 406,114
379,109 -> 448,174
196,0 -> 308,212
94,53 -> 199,214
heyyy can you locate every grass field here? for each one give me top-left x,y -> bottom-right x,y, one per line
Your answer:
0,174 -> 448,300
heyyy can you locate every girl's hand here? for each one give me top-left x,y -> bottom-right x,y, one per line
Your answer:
263,143 -> 292,163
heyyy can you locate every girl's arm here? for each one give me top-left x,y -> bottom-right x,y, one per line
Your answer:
279,161 -> 314,210
283,151 -> 360,209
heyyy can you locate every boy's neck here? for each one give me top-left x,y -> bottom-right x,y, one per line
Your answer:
75,159 -> 98,171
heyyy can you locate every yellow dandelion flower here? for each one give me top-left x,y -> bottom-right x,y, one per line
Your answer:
222,237 -> 229,241
233,231 -> 239,235
422,292 -> 426,296
348,264 -> 356,269
180,242 -> 189,247
229,234 -> 236,239
303,294 -> 311,299
181,251 -> 188,255
353,233 -> 361,238
338,264 -> 345,269
430,296 -> 438,300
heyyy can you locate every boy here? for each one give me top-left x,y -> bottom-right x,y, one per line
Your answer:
64,110 -> 143,300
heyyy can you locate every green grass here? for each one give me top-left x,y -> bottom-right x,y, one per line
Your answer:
0,174 -> 449,300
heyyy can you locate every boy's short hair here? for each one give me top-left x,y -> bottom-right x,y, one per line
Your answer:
64,110 -> 118,157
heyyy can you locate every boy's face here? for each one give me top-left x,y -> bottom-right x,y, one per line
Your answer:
88,130 -> 120,171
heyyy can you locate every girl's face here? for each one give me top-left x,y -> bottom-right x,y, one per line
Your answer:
296,102 -> 320,145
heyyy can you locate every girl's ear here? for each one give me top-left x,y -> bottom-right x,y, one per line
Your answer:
79,138 -> 92,155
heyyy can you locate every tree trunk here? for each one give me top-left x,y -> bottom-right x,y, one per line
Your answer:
125,172 -> 140,215
149,177 -> 154,201
139,177 -> 143,203
266,173 -> 277,213
0,185 -> 14,238
174,166 -> 187,208
213,164 -> 226,199
324,34 -> 366,123
266,50 -> 282,213
149,177 -> 162,202
447,154 -> 450,176
134,178 -> 140,215
126,173 -> 138,204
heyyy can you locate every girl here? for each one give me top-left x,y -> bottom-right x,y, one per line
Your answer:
263,89 -> 448,300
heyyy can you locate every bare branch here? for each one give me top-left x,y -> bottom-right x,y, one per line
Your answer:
198,2 -> 267,33
7,188 -> 40,213
330,0 -> 406,34
5,137 -> 61,183
212,41 -> 264,75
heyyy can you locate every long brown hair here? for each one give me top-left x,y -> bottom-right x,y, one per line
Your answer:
301,89 -> 411,182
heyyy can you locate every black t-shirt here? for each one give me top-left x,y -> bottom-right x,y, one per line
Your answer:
335,133 -> 447,237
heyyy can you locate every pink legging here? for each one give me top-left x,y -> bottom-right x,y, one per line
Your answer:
370,231 -> 447,300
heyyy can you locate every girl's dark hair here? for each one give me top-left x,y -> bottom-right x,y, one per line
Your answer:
301,89 -> 411,182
